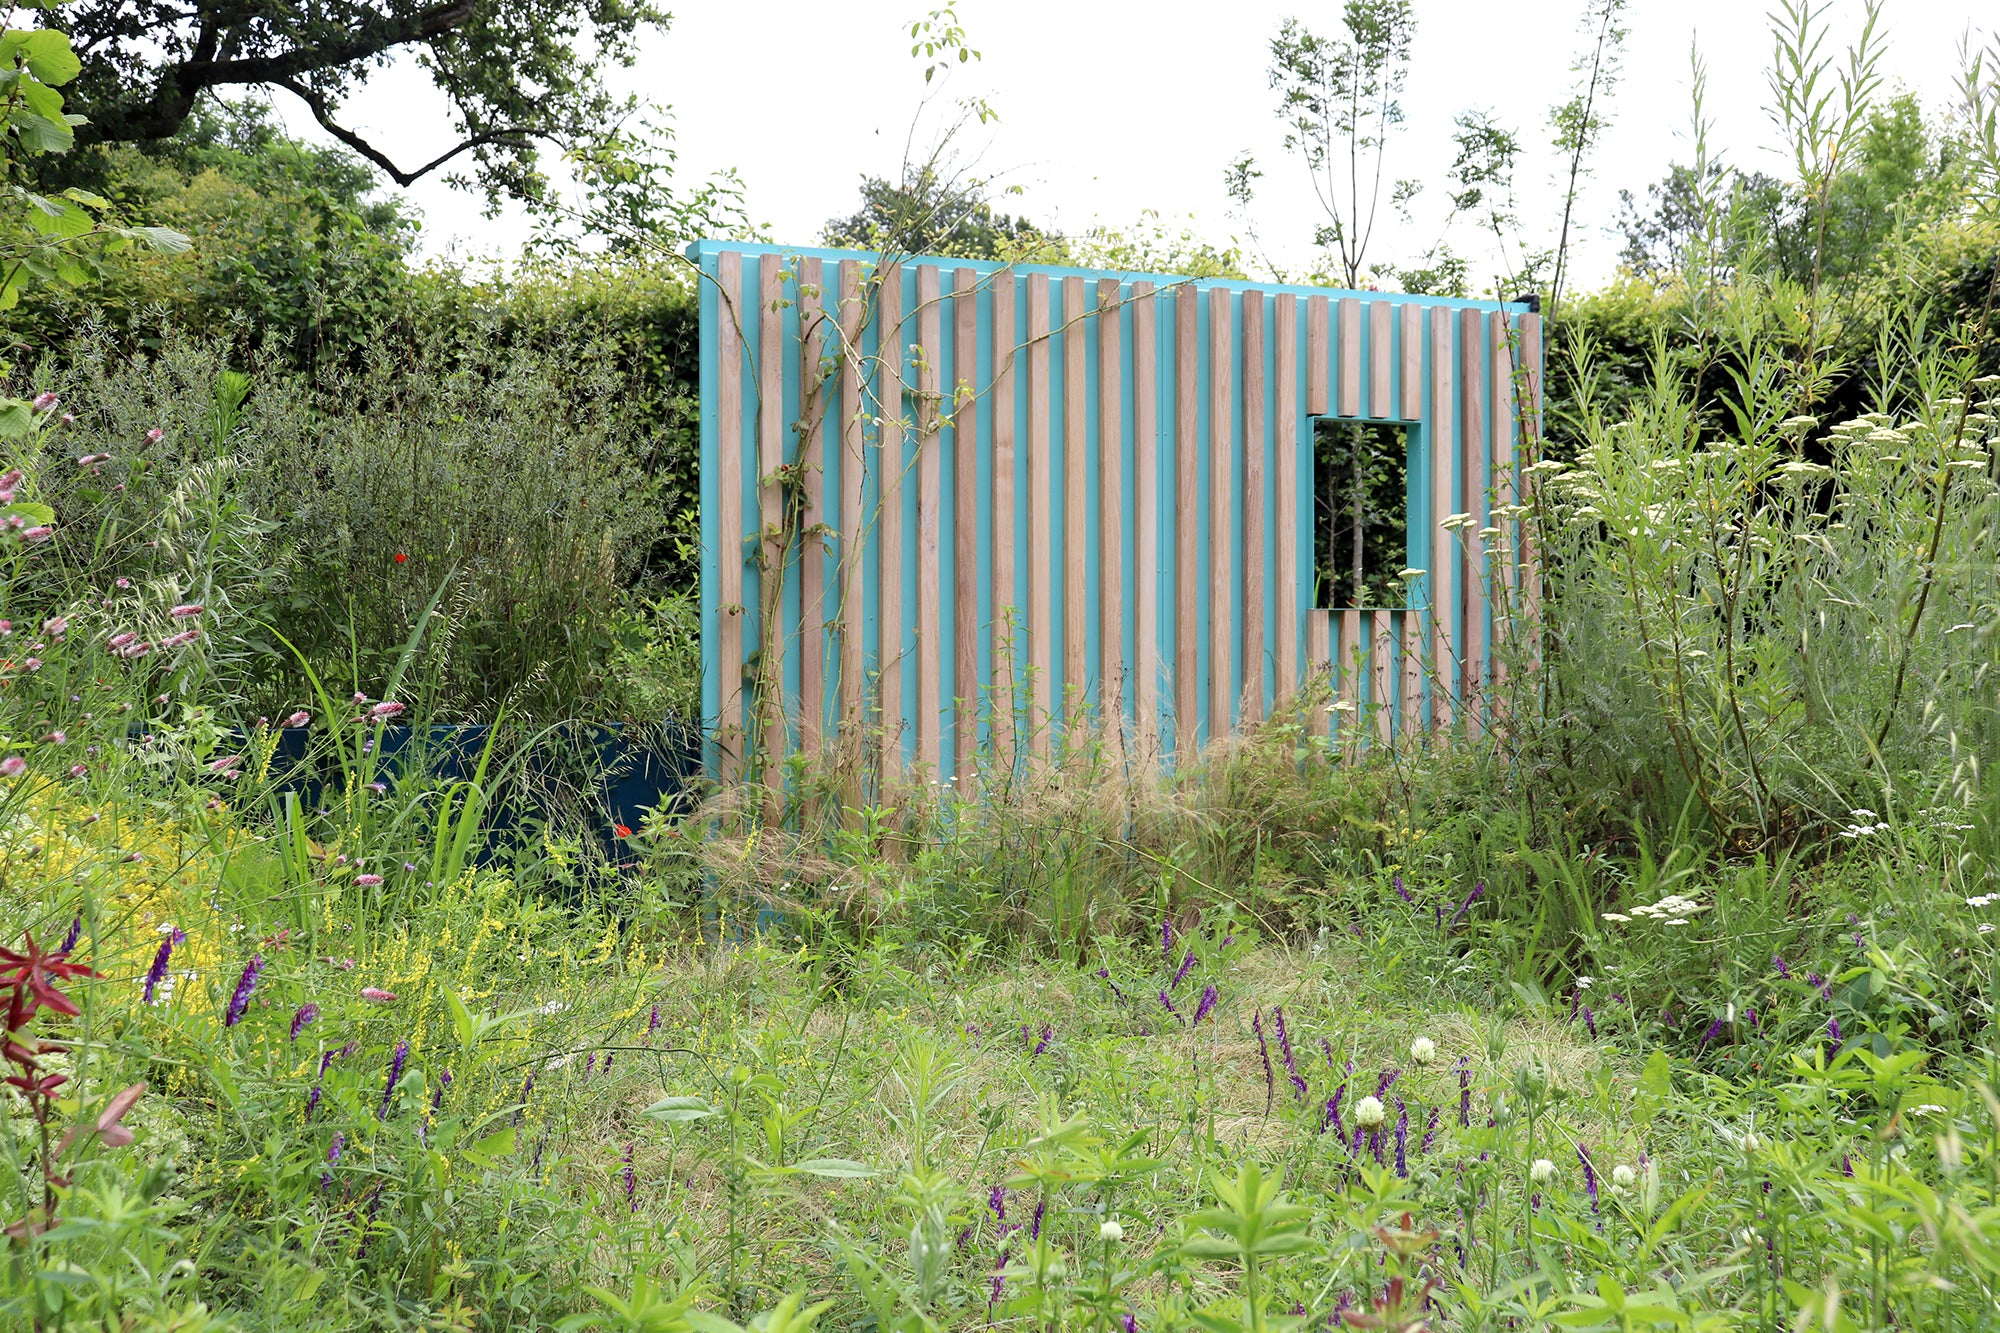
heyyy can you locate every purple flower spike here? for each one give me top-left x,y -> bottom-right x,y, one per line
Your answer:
290,1002 -> 320,1040
1029,1197 -> 1045,1241
60,913 -> 82,953
1698,1018 -> 1725,1050
1394,874 -> 1413,903
1098,967 -> 1129,1004
1122,1314 -> 1138,1333
142,929 -> 184,1004
1252,1009 -> 1274,1111
1772,955 -> 1790,978
327,1131 -> 345,1165
623,1140 -> 637,1212
1161,918 -> 1175,965
305,1084 -> 322,1121
1827,1016 -> 1842,1044
1324,1085 -> 1346,1137
1273,1007 -> 1306,1099
1157,989 -> 1181,1024
1375,1067 -> 1401,1097
1582,1006 -> 1596,1038
646,1005 -> 661,1037
988,1185 -> 1007,1221
432,1069 -> 453,1114
1032,1024 -> 1053,1056
379,1040 -> 409,1120
1578,1144 -> 1599,1211
1450,880 -> 1487,926
1420,1106 -> 1440,1153
223,954 -> 264,1027
1457,1058 -> 1471,1127
1393,1099 -> 1409,1177
1171,950 -> 1196,989
1192,983 -> 1218,1027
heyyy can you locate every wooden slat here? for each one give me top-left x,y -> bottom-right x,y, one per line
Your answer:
716,251 -> 745,781
1337,297 -> 1361,416
1400,609 -> 1422,740
797,258 -> 826,757
915,265 -> 943,774
1340,608 -> 1362,750
1207,285 -> 1234,743
1096,278 -> 1124,730
1174,286 -> 1200,752
990,275 -> 1018,770
1240,290 -> 1265,725
1273,294 -> 1299,705
838,261 -> 866,746
1459,306 -> 1485,735
1306,295 -> 1330,415
952,267 -> 980,777
1026,273 -> 1053,759
1489,310 -> 1516,693
1307,609 -> 1331,737
1063,275 -> 1088,731
1399,303 -> 1422,421
1370,609 -> 1392,745
1369,301 -> 1391,422
1132,282 -> 1159,756
1519,313 -> 1543,667
1430,305 -> 1455,733
758,253 -> 787,793
878,264 -> 905,775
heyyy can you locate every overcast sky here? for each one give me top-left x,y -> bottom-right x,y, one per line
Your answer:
286,0 -> 1996,292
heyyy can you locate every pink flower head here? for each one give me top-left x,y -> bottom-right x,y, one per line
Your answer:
75,453 -> 109,468
41,730 -> 64,744
115,578 -> 130,589
285,711 -> 310,728
360,987 -> 397,1004
144,428 -> 164,443
354,873 -> 384,887
41,616 -> 67,636
107,632 -> 135,649
169,604 -> 204,619
367,701 -> 405,721
209,755 -> 246,772
31,392 -> 59,411
68,764 -> 87,778
20,526 -> 53,543
0,756 -> 25,777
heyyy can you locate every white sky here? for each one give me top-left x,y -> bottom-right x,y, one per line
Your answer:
282,0 -> 1996,293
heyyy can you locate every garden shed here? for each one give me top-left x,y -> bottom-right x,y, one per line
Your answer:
693,241 -> 1542,785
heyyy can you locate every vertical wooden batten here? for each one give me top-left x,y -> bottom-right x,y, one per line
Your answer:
1174,286 -> 1199,752
951,267 -> 980,774
1239,290 -> 1266,724
1132,282 -> 1159,756
1025,273 -> 1053,759
914,264 -> 943,774
1429,305 -> 1455,732
876,264 -> 905,775
836,261 -> 866,754
716,250 -> 745,781
1096,278 -> 1124,731
796,258 -> 827,757
1337,297 -> 1361,417
1207,284 -> 1234,742
757,254 -> 786,793
1062,275 -> 1089,729
989,274 -> 1018,770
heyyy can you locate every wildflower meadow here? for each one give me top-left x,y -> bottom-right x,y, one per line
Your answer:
7,1 -> 2000,1331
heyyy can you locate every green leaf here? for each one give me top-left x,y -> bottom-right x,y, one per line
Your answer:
0,399 -> 35,437
131,225 -> 192,254
791,1157 -> 877,1179
2,28 -> 83,84
644,1095 -> 719,1123
462,1125 -> 516,1167
1,502 -> 55,526
10,108 -> 73,154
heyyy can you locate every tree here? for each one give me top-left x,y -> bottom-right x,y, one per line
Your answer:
822,164 -> 1059,261
52,0 -> 664,207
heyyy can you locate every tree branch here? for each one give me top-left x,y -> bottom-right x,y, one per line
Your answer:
273,76 -> 532,187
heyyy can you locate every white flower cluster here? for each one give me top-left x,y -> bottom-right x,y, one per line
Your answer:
1838,808 -> 1891,839
1968,894 -> 2000,909
1602,894 -> 1704,927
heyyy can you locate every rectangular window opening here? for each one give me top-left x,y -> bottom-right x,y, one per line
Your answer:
1312,419 -> 1411,610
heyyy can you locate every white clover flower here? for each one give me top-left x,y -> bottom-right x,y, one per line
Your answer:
1099,1220 -> 1124,1242
1354,1096 -> 1386,1128
1411,1037 -> 1437,1066
1575,976 -> 1594,990
1610,1164 -> 1637,1190
1529,1158 -> 1556,1185
1740,1132 -> 1761,1154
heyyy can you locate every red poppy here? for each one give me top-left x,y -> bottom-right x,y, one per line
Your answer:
614,823 -> 634,839
393,552 -> 408,564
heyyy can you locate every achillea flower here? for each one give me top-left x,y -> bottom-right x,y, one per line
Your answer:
1192,983 -> 1218,1027
143,929 -> 184,1003
379,1040 -> 409,1119
223,954 -> 263,1027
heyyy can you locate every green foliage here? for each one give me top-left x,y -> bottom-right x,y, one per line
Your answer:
822,164 -> 1061,262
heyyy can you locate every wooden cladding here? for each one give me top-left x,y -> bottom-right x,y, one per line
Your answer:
696,243 -> 1538,782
